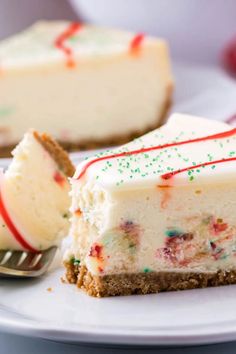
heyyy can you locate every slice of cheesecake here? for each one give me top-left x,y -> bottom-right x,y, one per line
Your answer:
64,113 -> 236,297
0,130 -> 75,251
0,21 -> 173,156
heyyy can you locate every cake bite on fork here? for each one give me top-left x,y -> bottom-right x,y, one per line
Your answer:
0,130 -> 74,276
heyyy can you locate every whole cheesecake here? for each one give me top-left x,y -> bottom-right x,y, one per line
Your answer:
0,21 -> 173,156
65,113 -> 236,297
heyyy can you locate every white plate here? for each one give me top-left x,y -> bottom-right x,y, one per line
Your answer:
2,269 -> 236,346
1,64 -> 236,346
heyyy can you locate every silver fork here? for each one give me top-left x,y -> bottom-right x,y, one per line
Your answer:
0,247 -> 57,277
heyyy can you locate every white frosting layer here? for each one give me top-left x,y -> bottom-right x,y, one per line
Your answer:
75,113 -> 236,188
0,22 -> 160,69
0,132 -> 71,250
67,114 -> 236,276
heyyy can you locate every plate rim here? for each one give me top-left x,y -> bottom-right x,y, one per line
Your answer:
1,306 -> 236,346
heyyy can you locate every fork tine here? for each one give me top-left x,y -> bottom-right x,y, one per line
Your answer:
0,251 -> 13,266
2,251 -> 24,268
0,246 -> 57,277
33,247 -> 57,271
29,253 -> 42,268
17,252 -> 41,271
0,251 -> 7,263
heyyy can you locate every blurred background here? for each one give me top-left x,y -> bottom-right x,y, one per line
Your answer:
0,0 -> 236,66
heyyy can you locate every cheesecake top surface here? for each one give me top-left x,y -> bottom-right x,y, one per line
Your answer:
0,21 -> 163,69
74,113 -> 236,189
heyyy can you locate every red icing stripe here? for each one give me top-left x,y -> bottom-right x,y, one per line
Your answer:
76,127 -> 236,180
53,171 -> 66,187
161,157 -> 236,180
130,33 -> 145,54
0,180 -> 37,252
54,22 -> 82,68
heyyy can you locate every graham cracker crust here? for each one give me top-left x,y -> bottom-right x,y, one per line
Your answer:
0,85 -> 172,157
33,131 -> 75,177
64,262 -> 236,297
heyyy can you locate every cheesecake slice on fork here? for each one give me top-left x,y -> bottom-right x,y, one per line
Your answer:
0,130 -> 74,252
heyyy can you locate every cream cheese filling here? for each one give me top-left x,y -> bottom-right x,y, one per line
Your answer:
67,114 -> 236,276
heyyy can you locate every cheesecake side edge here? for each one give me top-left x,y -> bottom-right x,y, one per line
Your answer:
0,84 -> 173,158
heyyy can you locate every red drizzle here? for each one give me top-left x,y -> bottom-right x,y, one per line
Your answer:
212,220 -> 228,234
53,171 -> 66,187
89,243 -> 103,258
157,185 -> 172,189
0,190 -> 37,252
54,22 -> 82,68
98,266 -> 104,273
76,127 -> 236,180
161,157 -> 236,180
130,33 -> 145,55
158,186 -> 171,209
74,208 -> 82,216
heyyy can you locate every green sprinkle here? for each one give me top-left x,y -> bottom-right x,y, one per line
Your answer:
165,229 -> 183,237
70,257 -> 80,266
220,254 -> 228,260
0,105 -> 15,118
69,35 -> 78,42
207,154 -> 213,161
143,268 -> 151,273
